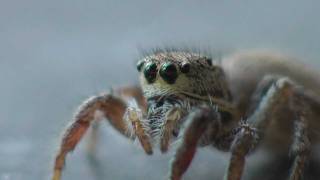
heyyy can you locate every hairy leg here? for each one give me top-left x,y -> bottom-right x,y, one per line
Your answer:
160,107 -> 184,153
86,86 -> 148,155
86,120 -> 100,156
289,93 -> 311,180
225,76 -> 314,180
125,99 -> 153,154
169,106 -> 221,180
52,86 -> 145,180
115,85 -> 147,112
225,123 -> 258,180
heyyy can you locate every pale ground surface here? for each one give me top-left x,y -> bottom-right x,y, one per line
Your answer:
0,0 -> 319,180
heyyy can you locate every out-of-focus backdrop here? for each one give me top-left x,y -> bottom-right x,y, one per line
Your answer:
0,0 -> 319,180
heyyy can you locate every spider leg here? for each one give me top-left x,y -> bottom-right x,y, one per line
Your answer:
86,86 -> 150,155
86,120 -> 100,156
289,92 -> 311,180
115,85 -> 147,112
225,76 -> 314,180
169,106 -> 221,180
119,86 -> 154,154
225,123 -> 258,180
160,107 -> 184,153
125,102 -> 153,154
52,86 -> 146,180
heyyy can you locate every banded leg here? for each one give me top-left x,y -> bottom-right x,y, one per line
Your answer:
86,86 -> 147,155
225,76 -> 314,180
169,106 -> 221,180
52,93 -> 131,180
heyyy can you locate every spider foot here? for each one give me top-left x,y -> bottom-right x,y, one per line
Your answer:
225,123 -> 259,180
231,122 -> 259,155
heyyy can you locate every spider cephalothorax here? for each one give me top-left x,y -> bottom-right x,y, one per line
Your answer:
134,51 -> 235,150
52,49 -> 320,180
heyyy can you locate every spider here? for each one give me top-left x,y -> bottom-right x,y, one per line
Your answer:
52,49 -> 320,180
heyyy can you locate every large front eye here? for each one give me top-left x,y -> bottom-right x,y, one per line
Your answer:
144,62 -> 158,83
160,62 -> 178,84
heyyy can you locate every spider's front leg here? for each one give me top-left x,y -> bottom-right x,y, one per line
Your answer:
169,106 -> 221,180
125,99 -> 153,154
51,86 -> 149,180
225,76 -> 316,180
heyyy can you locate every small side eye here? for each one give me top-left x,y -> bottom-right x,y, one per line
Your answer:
206,58 -> 212,66
136,60 -> 144,72
180,62 -> 190,73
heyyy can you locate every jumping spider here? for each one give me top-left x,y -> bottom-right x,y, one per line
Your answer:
52,50 -> 320,180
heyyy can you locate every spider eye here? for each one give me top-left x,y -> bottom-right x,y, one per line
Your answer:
180,62 -> 190,73
136,60 -> 144,72
206,58 -> 212,66
160,62 -> 178,84
144,62 -> 158,83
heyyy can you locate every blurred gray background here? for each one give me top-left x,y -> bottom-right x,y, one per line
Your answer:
0,0 -> 319,180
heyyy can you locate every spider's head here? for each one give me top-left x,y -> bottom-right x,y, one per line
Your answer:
136,50 -> 232,141
137,50 -> 230,103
